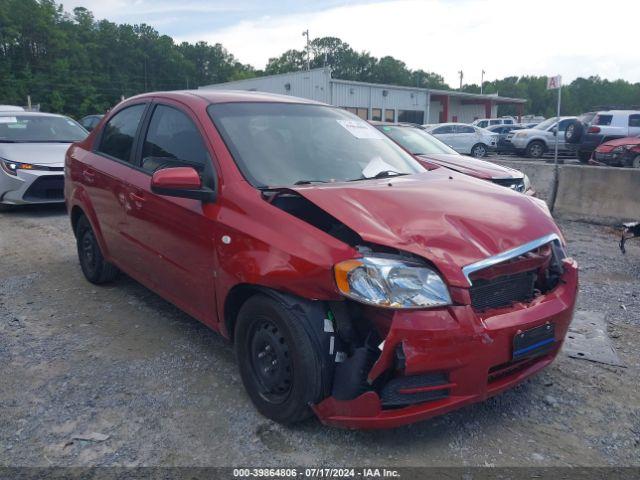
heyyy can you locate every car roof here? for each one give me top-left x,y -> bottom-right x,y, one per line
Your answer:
0,111 -> 68,118
595,110 -> 640,115
369,121 -> 419,128
124,89 -> 327,106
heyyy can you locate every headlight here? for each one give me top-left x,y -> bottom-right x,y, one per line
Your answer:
523,174 -> 531,192
612,146 -> 625,154
0,159 -> 39,176
514,132 -> 529,138
334,256 -> 451,309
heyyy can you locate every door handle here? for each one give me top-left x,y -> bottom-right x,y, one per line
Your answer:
129,192 -> 145,203
82,169 -> 95,183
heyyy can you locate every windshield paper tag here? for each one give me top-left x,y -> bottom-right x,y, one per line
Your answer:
337,120 -> 385,140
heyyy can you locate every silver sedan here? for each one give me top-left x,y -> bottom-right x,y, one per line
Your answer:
0,112 -> 87,208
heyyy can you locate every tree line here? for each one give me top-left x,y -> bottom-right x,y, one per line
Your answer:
2,0 -> 640,119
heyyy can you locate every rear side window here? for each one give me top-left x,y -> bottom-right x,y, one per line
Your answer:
593,114 -> 613,126
504,119 -> 514,124
628,114 -> 640,127
432,125 -> 454,134
141,105 -> 208,173
489,119 -> 500,125
457,125 -> 475,134
98,105 -> 146,162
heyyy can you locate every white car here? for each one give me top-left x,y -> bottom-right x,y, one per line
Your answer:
422,123 -> 498,157
0,105 -> 25,112
0,112 -> 87,209
471,117 -> 516,129
507,116 -> 577,158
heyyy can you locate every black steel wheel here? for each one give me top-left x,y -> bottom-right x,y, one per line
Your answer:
234,293 -> 328,424
248,318 -> 293,404
75,215 -> 119,284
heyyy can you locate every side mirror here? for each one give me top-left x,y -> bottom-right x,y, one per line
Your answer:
151,167 -> 216,202
551,127 -> 558,136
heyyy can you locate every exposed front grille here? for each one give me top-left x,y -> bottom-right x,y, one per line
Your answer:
470,270 -> 536,311
23,175 -> 64,201
380,372 -> 451,408
492,177 -> 525,192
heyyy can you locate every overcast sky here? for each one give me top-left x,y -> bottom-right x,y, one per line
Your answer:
59,0 -> 639,87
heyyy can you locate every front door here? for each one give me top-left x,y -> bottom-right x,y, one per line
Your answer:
121,102 -> 219,326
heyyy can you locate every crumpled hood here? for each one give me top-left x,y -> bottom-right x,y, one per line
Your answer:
418,153 -> 523,180
596,136 -> 640,152
0,143 -> 70,166
292,170 -> 560,287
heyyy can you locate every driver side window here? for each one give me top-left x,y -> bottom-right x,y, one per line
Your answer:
141,105 -> 208,174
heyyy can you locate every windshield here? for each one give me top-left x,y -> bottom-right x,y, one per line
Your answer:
0,114 -> 87,142
208,103 -> 424,187
534,118 -> 558,130
376,125 -> 459,155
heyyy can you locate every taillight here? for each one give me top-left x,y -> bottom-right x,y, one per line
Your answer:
588,126 -> 601,134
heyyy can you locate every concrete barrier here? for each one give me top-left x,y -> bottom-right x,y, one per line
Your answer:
553,165 -> 640,224
490,158 -> 640,225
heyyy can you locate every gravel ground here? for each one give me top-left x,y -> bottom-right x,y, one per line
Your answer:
0,205 -> 638,467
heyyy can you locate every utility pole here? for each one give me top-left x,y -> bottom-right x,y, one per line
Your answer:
27,95 -> 32,111
458,70 -> 463,89
302,29 -> 310,71
480,69 -> 485,94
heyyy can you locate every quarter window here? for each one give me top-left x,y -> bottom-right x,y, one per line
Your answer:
628,114 -> 640,127
98,104 -> 146,162
141,105 -> 208,173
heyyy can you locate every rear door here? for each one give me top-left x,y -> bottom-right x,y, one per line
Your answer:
430,125 -> 457,150
556,118 -> 574,151
454,125 -> 479,153
120,101 -> 219,325
86,103 -> 148,262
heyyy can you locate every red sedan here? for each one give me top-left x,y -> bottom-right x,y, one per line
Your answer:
592,136 -> 640,168
65,90 -> 578,429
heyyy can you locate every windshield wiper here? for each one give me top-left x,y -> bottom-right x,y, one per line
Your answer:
349,170 -> 409,181
293,179 -> 329,185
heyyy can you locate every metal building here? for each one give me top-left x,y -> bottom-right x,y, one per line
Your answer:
199,67 -> 527,124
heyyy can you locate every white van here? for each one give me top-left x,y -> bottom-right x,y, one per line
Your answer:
472,117 -> 516,129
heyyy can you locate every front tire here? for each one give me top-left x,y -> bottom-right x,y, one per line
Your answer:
471,143 -> 488,158
526,141 -> 546,159
234,294 -> 326,424
75,215 -> 119,284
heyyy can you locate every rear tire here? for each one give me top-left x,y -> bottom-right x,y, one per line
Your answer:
471,143 -> 488,158
577,151 -> 592,163
234,294 -> 326,424
75,215 -> 119,284
526,141 -> 546,159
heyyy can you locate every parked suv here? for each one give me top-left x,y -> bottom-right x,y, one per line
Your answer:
508,116 -> 577,158
565,110 -> 640,162
65,90 -> 578,429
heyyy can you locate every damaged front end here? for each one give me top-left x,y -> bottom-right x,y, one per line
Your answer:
312,235 -> 578,430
